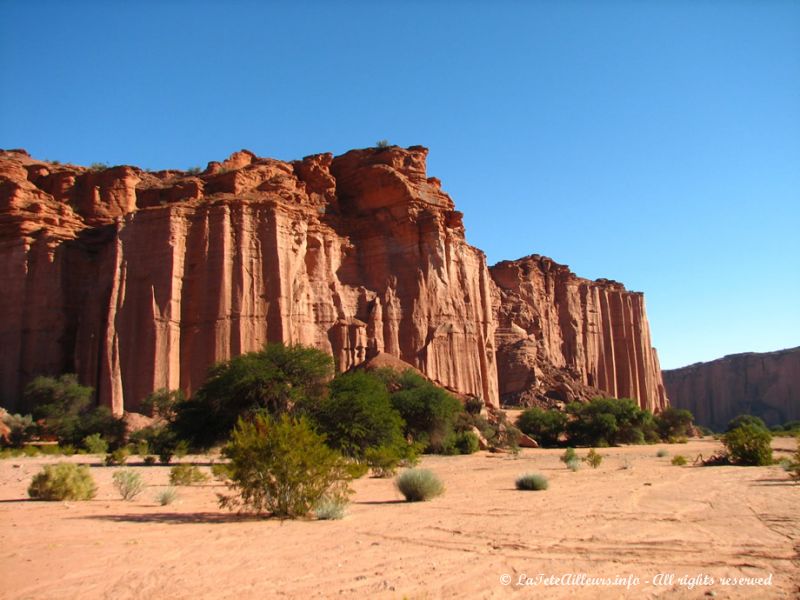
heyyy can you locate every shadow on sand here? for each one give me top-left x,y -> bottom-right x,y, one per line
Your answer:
78,512 -> 267,524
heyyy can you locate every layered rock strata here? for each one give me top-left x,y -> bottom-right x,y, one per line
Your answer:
664,347 -> 800,430
0,146 -> 667,415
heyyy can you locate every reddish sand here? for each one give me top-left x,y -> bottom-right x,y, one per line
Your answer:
1,438 -> 797,599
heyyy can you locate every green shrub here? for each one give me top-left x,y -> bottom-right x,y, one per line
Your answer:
464,396 -> 484,415
516,408 -> 567,447
395,469 -> 444,502
723,424 -> 773,466
169,464 -> 209,486
314,496 -> 347,520
156,487 -> 178,506
583,448 -> 603,469
390,372 -> 462,453
725,415 -> 768,433
375,139 -> 390,148
311,371 -> 405,458
143,455 -> 157,466
364,445 -> 404,478
211,462 -> 232,481
671,455 -> 687,466
22,445 -> 39,457
89,162 -> 108,171
140,388 -> 183,420
453,431 -> 480,455
656,449 -> 669,458
515,473 -> 549,491
105,447 -> 129,466
655,407 -> 694,441
112,469 -> 144,500
83,433 -> 108,455
219,414 -> 360,518
566,458 -> 581,471
24,374 -> 124,447
788,448 -> 800,481
560,447 -> 577,464
28,463 -> 97,500
171,343 -> 333,448
3,413 -> 36,447
566,398 -> 655,447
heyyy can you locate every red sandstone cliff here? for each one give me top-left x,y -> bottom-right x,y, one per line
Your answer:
0,146 -> 667,415
491,255 -> 668,412
0,147 -> 497,414
663,347 -> 800,430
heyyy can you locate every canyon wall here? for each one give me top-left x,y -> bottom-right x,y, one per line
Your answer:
0,145 -> 667,415
491,255 -> 668,413
664,348 -> 800,430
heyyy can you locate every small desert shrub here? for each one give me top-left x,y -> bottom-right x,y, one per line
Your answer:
220,414 -> 361,518
314,496 -> 347,520
186,166 -> 201,175
22,445 -> 39,457
583,448 -> 603,469
83,433 -> 108,455
788,449 -> 800,482
105,447 -> 129,466
134,439 -> 149,456
112,469 -> 144,500
515,473 -> 549,491
671,455 -> 687,466
88,162 -> 108,171
364,445 -> 403,478
375,139 -> 391,148
395,469 -> 444,502
656,449 -> 669,458
723,424 -> 773,466
143,455 -> 157,465
566,458 -> 581,472
156,487 -> 178,506
464,396 -> 484,415
169,464 -> 209,486
3,413 -> 36,447
28,463 -> 97,500
453,431 -> 480,455
560,447 -> 577,464
211,462 -> 232,481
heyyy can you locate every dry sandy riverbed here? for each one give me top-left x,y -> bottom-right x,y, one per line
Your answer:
1,438 -> 798,599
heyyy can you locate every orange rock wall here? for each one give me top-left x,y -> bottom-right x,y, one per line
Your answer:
664,348 -> 800,430
491,255 -> 668,412
1,146 -> 666,415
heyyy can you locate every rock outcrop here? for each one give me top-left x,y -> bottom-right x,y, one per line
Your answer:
663,347 -> 800,430
491,255 -> 668,413
0,145 -> 667,415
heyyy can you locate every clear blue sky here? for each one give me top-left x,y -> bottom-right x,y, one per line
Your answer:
1,1 -> 798,369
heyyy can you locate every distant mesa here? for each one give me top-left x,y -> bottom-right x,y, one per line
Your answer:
0,146 -> 668,415
664,347 -> 800,430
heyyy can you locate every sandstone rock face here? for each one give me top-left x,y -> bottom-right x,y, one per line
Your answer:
0,146 -> 497,414
0,146 -> 667,416
663,347 -> 800,430
491,255 -> 668,413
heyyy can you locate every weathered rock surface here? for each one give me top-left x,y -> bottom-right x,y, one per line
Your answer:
492,255 -> 668,413
663,347 -> 800,430
0,146 -> 668,416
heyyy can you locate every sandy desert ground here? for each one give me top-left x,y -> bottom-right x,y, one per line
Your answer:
1,437 -> 798,600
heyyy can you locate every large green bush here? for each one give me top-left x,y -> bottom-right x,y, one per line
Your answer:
723,424 -> 773,466
28,463 -> 97,500
311,371 -> 405,458
219,414 -> 361,518
515,407 -> 567,447
22,374 -> 124,447
725,415 -> 768,433
655,407 -> 694,441
172,344 -> 333,448
390,371 -> 462,453
566,398 -> 656,447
